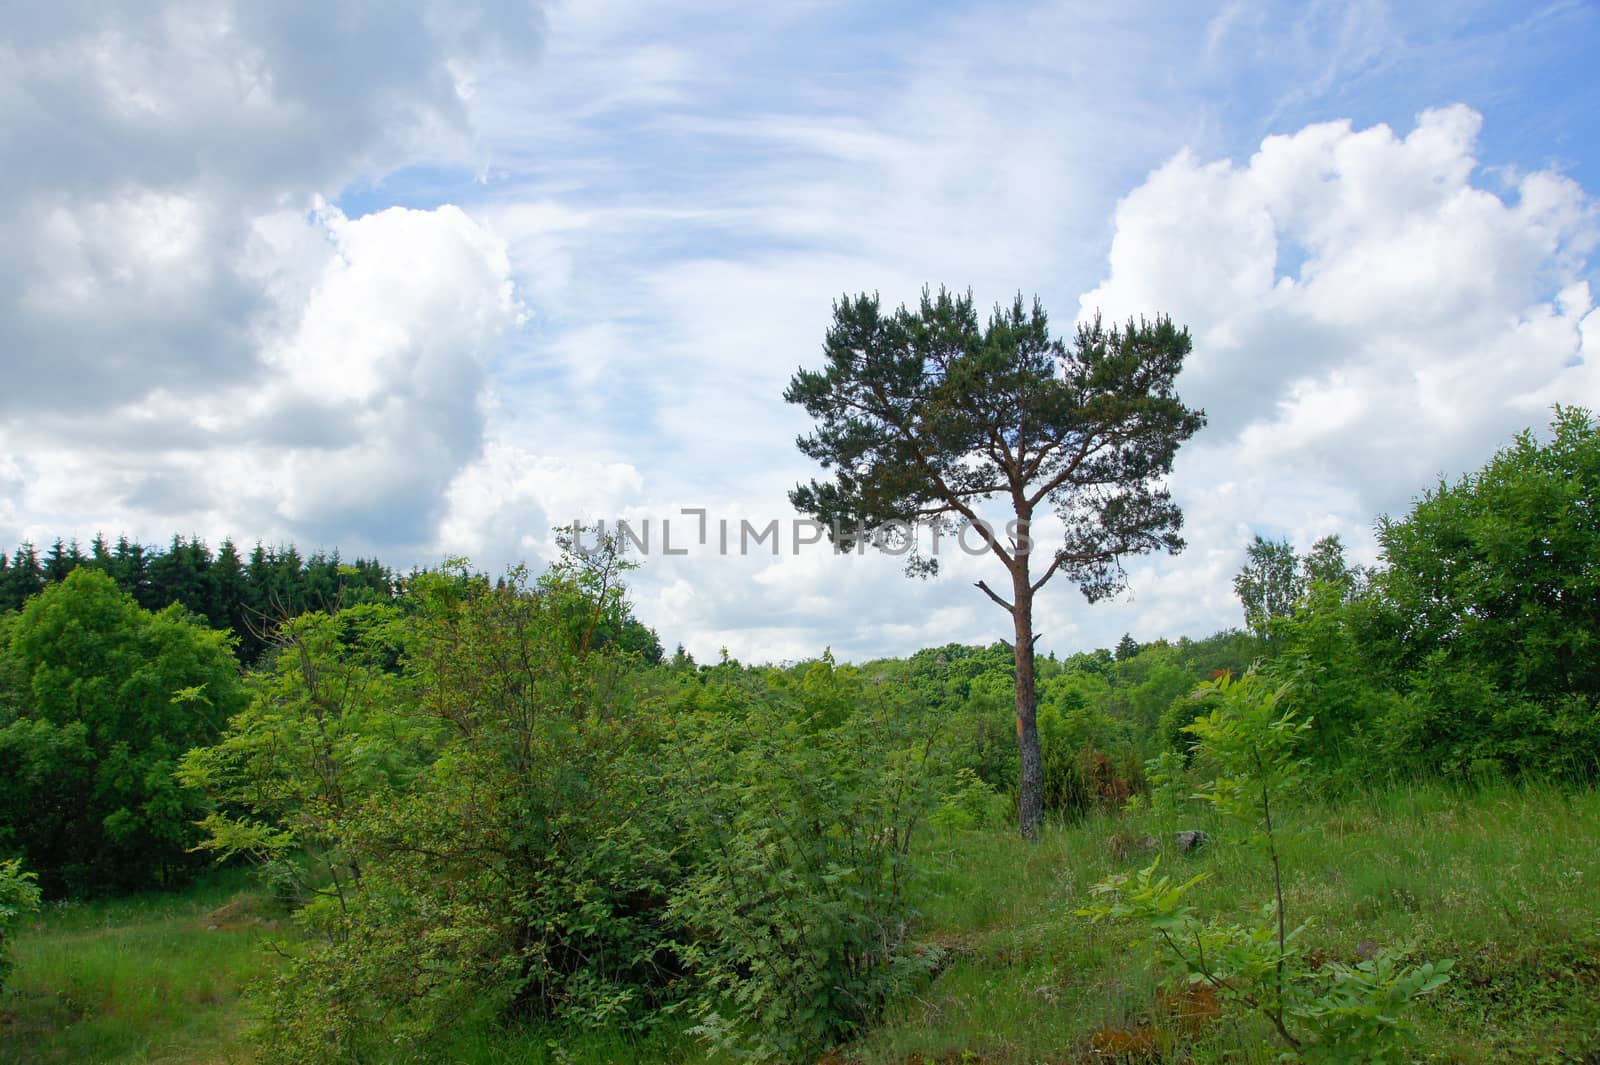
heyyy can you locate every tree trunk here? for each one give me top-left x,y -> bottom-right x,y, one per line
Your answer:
1012,576 -> 1043,840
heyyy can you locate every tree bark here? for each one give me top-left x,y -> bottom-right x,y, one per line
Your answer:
1012,570 -> 1043,840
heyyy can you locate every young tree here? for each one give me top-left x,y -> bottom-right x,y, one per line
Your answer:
1300,533 -> 1351,591
1233,535 -> 1302,639
786,287 -> 1204,837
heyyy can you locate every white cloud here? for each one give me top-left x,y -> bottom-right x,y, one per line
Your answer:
0,1 -> 540,553
0,1 -> 543,413
440,442 -> 646,565
1067,105 -> 1597,645
9,204 -> 520,555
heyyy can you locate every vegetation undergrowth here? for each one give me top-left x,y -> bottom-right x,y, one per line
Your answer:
4,781 -> 1598,1064
1084,670 -> 1454,1061
852,778 -> 1600,1064
3,407 -> 1597,1063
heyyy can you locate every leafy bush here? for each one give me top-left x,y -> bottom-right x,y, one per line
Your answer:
667,679 -> 943,1062
0,855 -> 41,992
1357,406 -> 1600,779
248,556 -> 685,1062
1374,657 -> 1600,782
177,604 -> 426,906
929,766 -> 1006,831
188,540 -> 944,1064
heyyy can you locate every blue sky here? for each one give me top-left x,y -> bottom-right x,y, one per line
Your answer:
2,0 -> 1598,661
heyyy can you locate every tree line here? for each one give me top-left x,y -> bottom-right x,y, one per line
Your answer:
0,535 -> 398,664
0,534 -> 663,667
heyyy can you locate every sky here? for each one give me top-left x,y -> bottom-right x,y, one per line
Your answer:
2,0 -> 1598,663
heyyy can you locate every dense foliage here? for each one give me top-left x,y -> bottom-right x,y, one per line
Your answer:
1242,407 -> 1600,782
0,568 -> 247,895
0,536 -> 399,664
0,533 -> 663,667
181,544 -> 945,1063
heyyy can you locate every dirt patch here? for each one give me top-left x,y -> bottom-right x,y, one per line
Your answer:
202,895 -> 281,932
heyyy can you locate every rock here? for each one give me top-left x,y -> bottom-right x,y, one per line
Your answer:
1176,829 -> 1210,854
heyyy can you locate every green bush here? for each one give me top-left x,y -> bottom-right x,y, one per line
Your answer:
1375,657 -> 1600,782
188,540 -> 944,1064
0,855 -> 41,992
248,558 -> 686,1061
667,679 -> 942,1062
0,568 -> 246,895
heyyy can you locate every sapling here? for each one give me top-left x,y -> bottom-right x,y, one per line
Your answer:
1080,669 -> 1452,1061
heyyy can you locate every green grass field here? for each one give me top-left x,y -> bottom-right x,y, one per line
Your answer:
1,869 -> 281,1064
5,781 -> 1598,1064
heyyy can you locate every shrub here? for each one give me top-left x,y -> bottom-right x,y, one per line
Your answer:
251,557 -> 685,1061
200,540 -> 944,1064
666,658 -> 944,1062
0,856 -> 41,992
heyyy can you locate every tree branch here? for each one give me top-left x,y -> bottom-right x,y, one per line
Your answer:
974,580 -> 1014,615
1031,551 -> 1069,594
1026,429 -> 1105,508
862,379 -> 1016,568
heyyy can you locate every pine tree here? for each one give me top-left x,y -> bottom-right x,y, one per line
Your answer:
787,289 -> 1204,837
2,543 -> 45,610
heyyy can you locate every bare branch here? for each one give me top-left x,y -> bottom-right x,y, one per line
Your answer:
974,579 -> 1014,615
1031,551 -> 1069,594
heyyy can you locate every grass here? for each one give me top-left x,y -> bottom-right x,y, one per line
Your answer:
5,781 -> 1598,1063
1,868 -> 283,1064
852,779 -> 1600,1064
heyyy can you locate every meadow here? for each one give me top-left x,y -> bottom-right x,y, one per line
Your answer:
6,779 -> 1596,1064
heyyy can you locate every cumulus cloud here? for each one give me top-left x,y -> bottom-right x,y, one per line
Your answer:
253,204 -> 522,543
0,0 -> 541,552
0,2 -> 542,415
1069,105 -> 1598,645
1082,106 -> 1594,445
9,203 -> 520,555
439,442 -> 646,566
